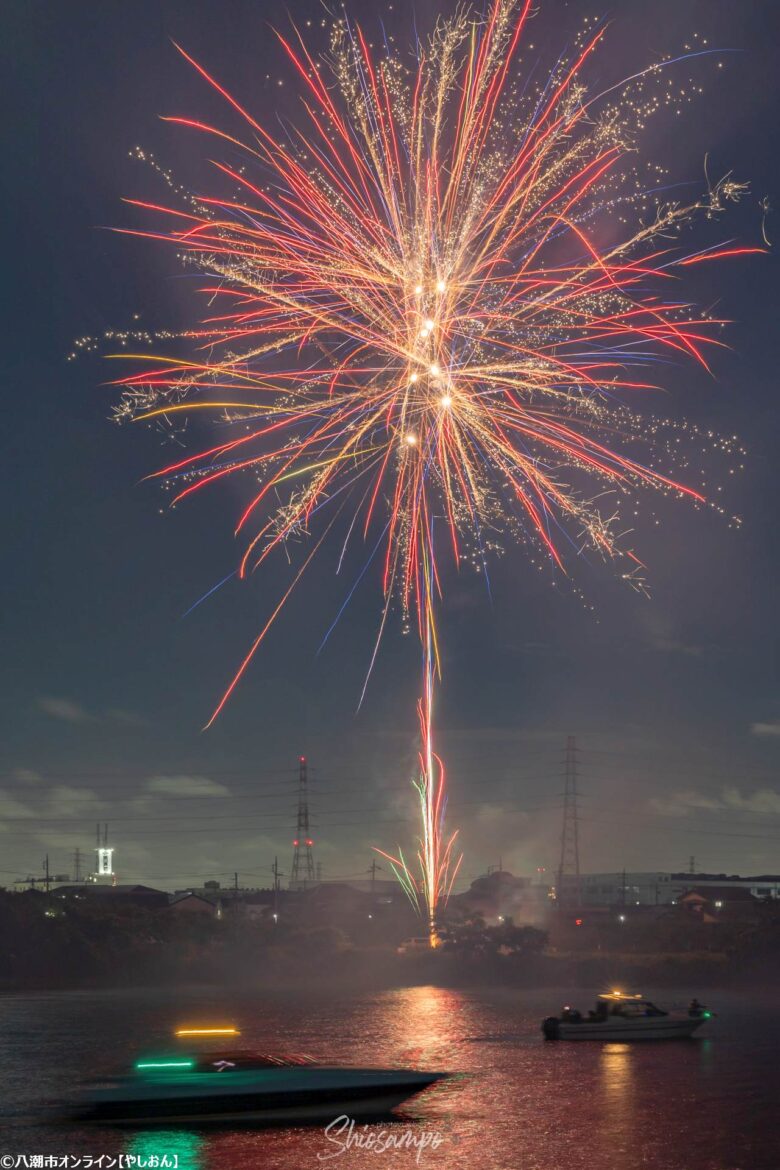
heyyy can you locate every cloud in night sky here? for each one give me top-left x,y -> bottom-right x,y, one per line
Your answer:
12,768 -> 43,785
44,785 -> 101,818
649,790 -> 724,818
107,708 -> 149,727
0,789 -> 36,824
37,697 -> 148,727
38,697 -> 93,723
650,786 -> 780,818
750,721 -> 780,737
145,774 -> 230,799
650,637 -> 706,658
721,786 -> 780,815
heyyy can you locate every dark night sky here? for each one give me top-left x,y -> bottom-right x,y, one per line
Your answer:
1,0 -> 778,890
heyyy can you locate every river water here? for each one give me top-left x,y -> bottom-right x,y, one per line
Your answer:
0,985 -> 777,1170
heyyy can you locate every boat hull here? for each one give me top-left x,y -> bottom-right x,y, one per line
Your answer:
543,1015 -> 705,1041
75,1068 -> 445,1127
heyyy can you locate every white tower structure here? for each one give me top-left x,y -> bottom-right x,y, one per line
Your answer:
93,823 -> 115,885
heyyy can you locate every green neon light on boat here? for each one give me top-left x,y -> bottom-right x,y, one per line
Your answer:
135,1059 -> 195,1070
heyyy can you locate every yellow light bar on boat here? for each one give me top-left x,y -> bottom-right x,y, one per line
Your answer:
175,1027 -> 241,1037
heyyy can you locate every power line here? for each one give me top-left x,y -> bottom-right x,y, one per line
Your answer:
3,794 -> 780,839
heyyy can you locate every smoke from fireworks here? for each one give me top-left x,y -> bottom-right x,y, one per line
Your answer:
111,0 -> 761,936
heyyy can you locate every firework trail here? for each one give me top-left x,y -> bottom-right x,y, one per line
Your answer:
112,0 -> 761,938
375,557 -> 463,938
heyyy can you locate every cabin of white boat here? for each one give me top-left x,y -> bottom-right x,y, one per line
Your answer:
597,991 -> 665,1017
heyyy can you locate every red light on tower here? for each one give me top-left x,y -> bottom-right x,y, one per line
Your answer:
293,839 -> 299,847
575,918 -> 583,927
306,839 -> 313,847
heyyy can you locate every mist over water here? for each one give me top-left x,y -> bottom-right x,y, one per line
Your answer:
1,985 -> 777,1169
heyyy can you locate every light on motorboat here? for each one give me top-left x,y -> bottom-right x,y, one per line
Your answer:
135,1060 -> 195,1071
175,1027 -> 240,1038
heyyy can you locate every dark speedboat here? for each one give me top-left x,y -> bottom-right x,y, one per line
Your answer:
73,1039 -> 447,1126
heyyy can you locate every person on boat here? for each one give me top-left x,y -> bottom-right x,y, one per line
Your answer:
562,1005 -> 582,1023
588,1000 -> 609,1021
688,998 -> 705,1017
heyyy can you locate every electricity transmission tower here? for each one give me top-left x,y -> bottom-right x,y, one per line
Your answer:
557,735 -> 581,908
290,756 -> 315,889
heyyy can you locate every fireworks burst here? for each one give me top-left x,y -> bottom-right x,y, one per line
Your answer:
111,0 -> 761,938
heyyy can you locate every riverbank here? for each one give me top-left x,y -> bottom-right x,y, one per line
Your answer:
3,886 -> 777,993
0,943 -> 770,994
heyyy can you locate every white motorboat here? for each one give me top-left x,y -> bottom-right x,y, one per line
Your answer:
542,991 -> 713,1041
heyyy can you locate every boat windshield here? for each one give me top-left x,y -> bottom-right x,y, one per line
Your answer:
594,993 -> 668,1017
609,1000 -> 666,1017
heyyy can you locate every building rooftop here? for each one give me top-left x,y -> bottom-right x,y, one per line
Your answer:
679,886 -> 761,903
53,884 -> 167,897
670,873 -> 780,883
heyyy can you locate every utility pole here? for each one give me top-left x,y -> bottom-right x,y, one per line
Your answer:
557,735 -> 581,909
689,855 -> 696,875
234,872 -> 239,900
290,756 -> 315,889
73,848 -> 83,884
43,854 -> 51,893
368,858 -> 382,895
271,856 -> 283,921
